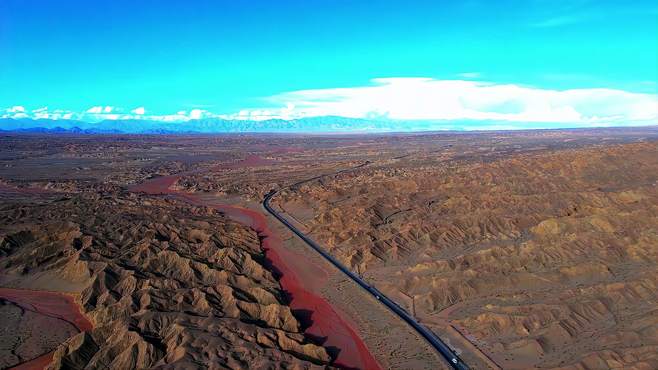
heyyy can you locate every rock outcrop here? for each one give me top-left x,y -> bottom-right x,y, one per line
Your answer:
0,193 -> 330,369
277,141 -> 658,369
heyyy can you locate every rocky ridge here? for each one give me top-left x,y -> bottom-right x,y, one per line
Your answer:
0,193 -> 330,369
276,141 -> 658,369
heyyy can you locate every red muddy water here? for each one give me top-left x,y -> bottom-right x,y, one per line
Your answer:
0,288 -> 93,370
130,155 -> 382,370
10,353 -> 55,370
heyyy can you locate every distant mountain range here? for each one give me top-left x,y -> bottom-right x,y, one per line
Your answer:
1,117 -> 651,134
0,116 -> 474,134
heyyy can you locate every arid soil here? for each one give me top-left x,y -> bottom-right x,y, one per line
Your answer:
0,135 -> 391,370
131,165 -> 382,370
275,141 -> 658,370
0,288 -> 92,369
1,127 -> 657,370
0,193 -> 333,368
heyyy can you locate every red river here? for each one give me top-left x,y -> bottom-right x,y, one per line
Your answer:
0,288 -> 93,370
130,156 -> 381,370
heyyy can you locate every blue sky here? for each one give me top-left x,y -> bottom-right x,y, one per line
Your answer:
1,0 -> 657,126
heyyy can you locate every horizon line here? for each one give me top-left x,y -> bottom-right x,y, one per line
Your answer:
2,116 -> 657,135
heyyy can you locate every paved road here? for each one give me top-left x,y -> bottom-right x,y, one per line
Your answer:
262,163 -> 470,370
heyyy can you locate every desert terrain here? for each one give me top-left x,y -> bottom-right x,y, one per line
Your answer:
271,131 -> 658,369
0,127 -> 657,369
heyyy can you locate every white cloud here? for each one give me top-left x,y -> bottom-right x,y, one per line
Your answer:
189,109 -> 205,120
132,107 -> 145,115
82,106 -> 119,120
255,77 -> 658,124
2,77 -> 656,128
24,107 -> 80,121
1,106 -> 30,119
28,107 -> 49,119
86,106 -> 103,114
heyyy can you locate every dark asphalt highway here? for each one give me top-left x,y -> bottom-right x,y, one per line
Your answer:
262,164 -> 469,370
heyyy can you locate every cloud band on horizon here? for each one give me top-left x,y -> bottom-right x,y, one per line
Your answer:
2,77 -> 657,128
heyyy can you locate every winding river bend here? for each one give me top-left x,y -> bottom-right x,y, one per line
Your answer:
130,156 -> 381,370
1,288 -> 93,370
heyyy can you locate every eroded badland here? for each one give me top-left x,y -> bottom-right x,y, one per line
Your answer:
1,127 -> 656,369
